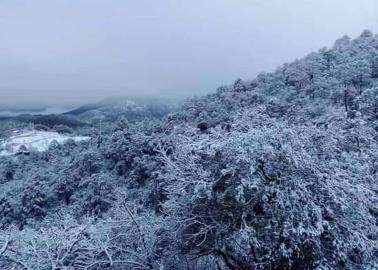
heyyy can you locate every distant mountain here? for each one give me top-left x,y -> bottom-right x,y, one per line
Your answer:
62,103 -> 101,116
0,107 -> 71,117
0,97 -> 180,129
64,96 -> 180,123
0,113 -> 86,128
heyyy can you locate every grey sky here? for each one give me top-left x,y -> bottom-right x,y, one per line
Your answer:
0,0 -> 377,109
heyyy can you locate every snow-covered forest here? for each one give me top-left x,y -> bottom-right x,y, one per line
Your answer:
0,31 -> 377,269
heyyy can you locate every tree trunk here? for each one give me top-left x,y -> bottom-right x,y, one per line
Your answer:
344,88 -> 348,112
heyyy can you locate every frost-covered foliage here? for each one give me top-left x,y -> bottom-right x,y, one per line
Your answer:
0,207 -> 164,270
1,31 -> 378,269
159,117 -> 377,269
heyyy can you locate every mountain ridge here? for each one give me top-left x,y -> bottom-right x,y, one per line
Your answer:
0,31 -> 377,270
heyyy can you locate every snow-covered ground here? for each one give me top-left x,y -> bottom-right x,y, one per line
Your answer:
0,130 -> 90,156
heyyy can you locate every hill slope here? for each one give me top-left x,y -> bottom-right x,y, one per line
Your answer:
0,31 -> 377,270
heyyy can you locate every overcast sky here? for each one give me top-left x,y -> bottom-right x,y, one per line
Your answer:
0,0 -> 377,109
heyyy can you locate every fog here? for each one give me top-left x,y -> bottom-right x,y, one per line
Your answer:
0,0 -> 377,110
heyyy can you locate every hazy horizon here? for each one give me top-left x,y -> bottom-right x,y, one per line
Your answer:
1,0 -> 377,110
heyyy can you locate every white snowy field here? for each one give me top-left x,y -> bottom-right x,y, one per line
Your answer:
0,130 -> 90,156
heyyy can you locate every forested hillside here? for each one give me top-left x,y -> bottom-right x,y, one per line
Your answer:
0,30 -> 377,269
